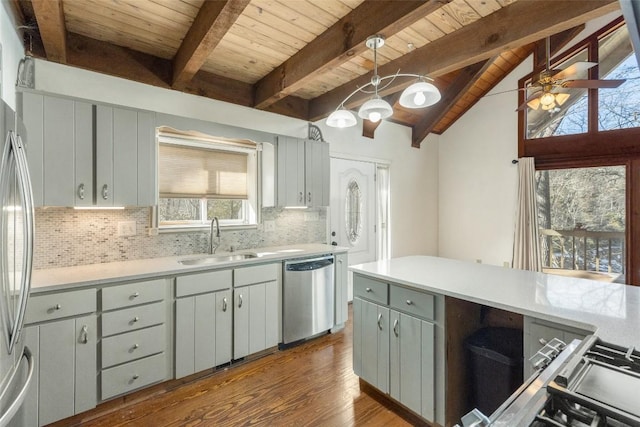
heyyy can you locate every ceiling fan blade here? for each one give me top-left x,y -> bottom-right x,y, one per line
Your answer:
562,79 -> 626,89
552,62 -> 597,80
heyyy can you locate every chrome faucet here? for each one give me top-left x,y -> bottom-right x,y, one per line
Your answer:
209,217 -> 220,254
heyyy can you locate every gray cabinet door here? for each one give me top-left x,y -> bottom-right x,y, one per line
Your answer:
194,293 -> 216,373
175,296 -> 195,379
95,105 -> 114,207
248,283 -> 266,355
74,315 -> 97,414
137,111 -> 157,206
73,102 -> 94,207
233,281 -> 277,359
264,280 -> 278,350
276,136 -> 305,207
38,319 -> 75,425
421,319 -> 435,421
21,92 -> 44,206
215,290 -> 232,366
42,96 -> 76,206
112,107 -> 139,206
233,287 -> 250,359
304,140 -> 329,207
360,298 -> 389,393
335,253 -> 348,326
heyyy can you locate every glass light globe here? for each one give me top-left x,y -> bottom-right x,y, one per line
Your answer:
358,97 -> 393,122
326,109 -> 357,128
413,91 -> 426,106
369,111 -> 382,123
399,81 -> 441,108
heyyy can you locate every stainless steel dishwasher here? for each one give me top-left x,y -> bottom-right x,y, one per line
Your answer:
282,255 -> 335,344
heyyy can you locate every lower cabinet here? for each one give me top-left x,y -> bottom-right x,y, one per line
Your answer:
21,315 -> 97,427
233,263 -> 280,359
334,252 -> 349,327
352,274 -> 437,423
175,290 -> 232,378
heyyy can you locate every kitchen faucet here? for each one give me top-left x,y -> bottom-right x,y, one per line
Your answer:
209,217 -> 220,254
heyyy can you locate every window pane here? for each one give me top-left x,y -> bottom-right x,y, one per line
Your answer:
206,199 -> 244,221
526,50 -> 589,139
159,198 -> 201,223
536,166 -> 626,281
598,24 -> 640,131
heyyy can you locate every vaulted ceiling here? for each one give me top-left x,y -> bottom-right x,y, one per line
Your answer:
9,0 -> 621,146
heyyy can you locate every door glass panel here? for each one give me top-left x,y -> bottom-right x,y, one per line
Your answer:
345,179 -> 362,245
536,166 -> 626,283
598,24 -> 640,131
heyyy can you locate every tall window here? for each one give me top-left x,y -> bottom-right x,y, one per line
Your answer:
157,129 -> 258,229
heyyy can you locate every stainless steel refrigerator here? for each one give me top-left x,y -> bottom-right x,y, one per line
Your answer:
0,99 -> 35,427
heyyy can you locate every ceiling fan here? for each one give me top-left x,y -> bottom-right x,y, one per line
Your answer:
517,37 -> 626,111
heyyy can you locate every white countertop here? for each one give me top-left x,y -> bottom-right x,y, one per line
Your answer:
32,244 -> 346,292
350,256 -> 640,348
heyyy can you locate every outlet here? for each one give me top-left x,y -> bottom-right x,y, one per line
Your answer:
264,220 -> 276,232
117,221 -> 136,237
475,259 -> 482,264
503,261 -> 510,268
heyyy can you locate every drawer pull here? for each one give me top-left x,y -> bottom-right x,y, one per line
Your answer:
377,313 -> 383,330
222,297 -> 228,312
132,343 -> 139,350
80,325 -> 88,344
406,299 -> 413,305
238,294 -> 243,308
53,304 -> 61,310
132,316 -> 140,323
132,374 -> 139,380
131,292 -> 140,299
393,319 -> 399,337
365,287 -> 372,293
539,338 -> 548,346
77,183 -> 85,200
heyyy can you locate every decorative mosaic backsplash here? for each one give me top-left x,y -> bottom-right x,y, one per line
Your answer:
34,207 -> 328,269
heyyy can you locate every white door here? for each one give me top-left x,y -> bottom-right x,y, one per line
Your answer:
330,158 -> 376,301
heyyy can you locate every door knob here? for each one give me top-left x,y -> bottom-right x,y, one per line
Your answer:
331,231 -> 336,236
331,241 -> 338,246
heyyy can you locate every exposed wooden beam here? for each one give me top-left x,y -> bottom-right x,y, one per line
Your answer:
172,0 -> 250,89
362,120 -> 381,139
533,25 -> 585,71
64,33 -> 306,121
309,0 -> 619,121
31,0 -> 67,63
254,0 -> 450,110
411,61 -> 490,147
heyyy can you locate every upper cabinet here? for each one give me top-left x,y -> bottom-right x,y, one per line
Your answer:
276,136 -> 329,207
19,92 -> 156,207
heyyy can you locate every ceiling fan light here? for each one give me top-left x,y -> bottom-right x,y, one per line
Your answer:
541,101 -> 556,111
399,81 -> 441,108
555,93 -> 570,106
540,92 -> 556,107
527,97 -> 541,110
358,97 -> 393,122
326,109 -> 357,128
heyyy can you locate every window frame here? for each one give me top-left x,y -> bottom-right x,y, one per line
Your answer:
154,132 -> 261,232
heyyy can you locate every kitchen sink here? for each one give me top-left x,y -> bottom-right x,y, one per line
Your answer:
178,253 -> 259,265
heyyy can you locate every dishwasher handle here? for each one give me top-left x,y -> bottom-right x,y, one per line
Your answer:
285,255 -> 334,272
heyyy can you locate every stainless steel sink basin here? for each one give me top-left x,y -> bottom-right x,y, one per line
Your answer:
178,253 -> 258,265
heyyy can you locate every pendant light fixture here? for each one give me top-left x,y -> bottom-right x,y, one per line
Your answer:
326,35 -> 441,128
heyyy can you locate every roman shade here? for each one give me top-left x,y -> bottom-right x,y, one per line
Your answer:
159,143 -> 249,199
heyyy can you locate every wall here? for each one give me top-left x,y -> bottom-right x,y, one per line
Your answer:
437,59 -> 532,266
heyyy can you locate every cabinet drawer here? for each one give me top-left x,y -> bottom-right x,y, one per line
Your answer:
25,288 -> 96,324
102,279 -> 166,311
353,275 -> 388,305
101,353 -> 166,400
234,263 -> 278,287
101,324 -> 166,368
102,301 -> 165,337
390,285 -> 434,320
176,270 -> 232,297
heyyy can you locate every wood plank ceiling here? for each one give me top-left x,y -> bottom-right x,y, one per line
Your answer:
13,0 -> 621,147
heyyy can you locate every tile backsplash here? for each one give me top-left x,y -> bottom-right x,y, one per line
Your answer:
34,207 -> 328,269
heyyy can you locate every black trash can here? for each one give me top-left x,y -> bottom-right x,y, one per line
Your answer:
464,327 -> 523,415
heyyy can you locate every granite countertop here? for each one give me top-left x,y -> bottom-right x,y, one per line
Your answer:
350,256 -> 640,348
32,243 -> 347,293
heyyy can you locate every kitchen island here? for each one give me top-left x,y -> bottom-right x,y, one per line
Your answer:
350,255 -> 640,426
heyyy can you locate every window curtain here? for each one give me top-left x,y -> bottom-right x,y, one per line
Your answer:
512,157 -> 542,272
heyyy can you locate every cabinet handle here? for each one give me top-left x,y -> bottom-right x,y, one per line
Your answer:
132,316 -> 139,323
132,374 -> 139,380
406,300 -> 413,306
131,292 -> 140,299
222,297 -> 228,312
77,183 -> 85,200
308,192 -> 311,203
132,343 -> 139,350
365,287 -> 372,293
377,313 -> 383,330
53,304 -> 61,310
539,338 -> 548,346
338,259 -> 343,264
102,184 -> 109,200
299,192 -> 303,203
80,325 -> 88,344
238,294 -> 243,308
393,319 -> 399,337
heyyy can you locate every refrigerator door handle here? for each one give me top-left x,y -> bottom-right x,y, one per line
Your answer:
8,133 -> 34,354
0,346 -> 34,427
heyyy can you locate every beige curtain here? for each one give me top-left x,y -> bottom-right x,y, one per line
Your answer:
512,157 -> 542,271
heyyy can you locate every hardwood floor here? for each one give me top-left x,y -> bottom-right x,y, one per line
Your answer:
52,308 -> 419,427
